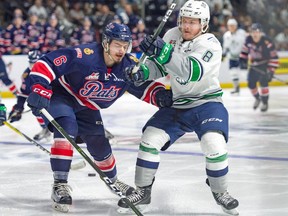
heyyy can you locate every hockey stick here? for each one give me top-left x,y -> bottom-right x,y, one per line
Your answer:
4,121 -> 50,154
250,66 -> 288,85
40,108 -> 143,216
132,0 -> 177,73
3,121 -> 86,170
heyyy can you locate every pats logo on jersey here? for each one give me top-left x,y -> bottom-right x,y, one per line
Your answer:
84,48 -> 94,55
85,72 -> 99,80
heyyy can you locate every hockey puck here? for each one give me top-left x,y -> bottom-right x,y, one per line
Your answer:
88,173 -> 96,177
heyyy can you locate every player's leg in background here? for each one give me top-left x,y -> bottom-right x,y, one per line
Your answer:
33,115 -> 52,141
229,59 -> 240,95
248,69 -> 261,110
0,58 -> 18,95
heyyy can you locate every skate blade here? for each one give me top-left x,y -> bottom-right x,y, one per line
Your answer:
117,204 -> 148,214
221,206 -> 239,215
52,202 -> 70,213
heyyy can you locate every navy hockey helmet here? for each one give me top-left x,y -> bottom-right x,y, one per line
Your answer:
251,23 -> 262,32
102,22 -> 132,43
28,50 -> 42,63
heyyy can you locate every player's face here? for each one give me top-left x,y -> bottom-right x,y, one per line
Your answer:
251,30 -> 262,43
180,17 -> 202,40
109,40 -> 130,63
181,17 -> 201,40
227,24 -> 237,33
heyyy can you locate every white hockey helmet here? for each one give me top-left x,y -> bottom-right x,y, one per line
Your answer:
227,18 -> 238,26
178,0 -> 210,32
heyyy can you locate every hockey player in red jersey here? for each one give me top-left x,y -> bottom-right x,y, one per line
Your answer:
26,22 -> 172,212
239,23 -> 279,112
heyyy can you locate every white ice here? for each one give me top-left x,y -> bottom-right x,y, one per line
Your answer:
0,87 -> 288,216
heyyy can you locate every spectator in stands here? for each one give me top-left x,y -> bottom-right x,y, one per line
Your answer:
69,2 -> 85,27
131,19 -> 147,53
124,4 -> 140,30
92,3 -> 115,42
25,12 -> 44,51
41,14 -> 65,53
28,0 -> 48,24
3,16 -> 27,55
70,17 -> 95,46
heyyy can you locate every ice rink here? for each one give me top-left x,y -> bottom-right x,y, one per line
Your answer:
0,86 -> 287,216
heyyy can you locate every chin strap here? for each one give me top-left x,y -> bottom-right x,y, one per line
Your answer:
102,41 -> 115,63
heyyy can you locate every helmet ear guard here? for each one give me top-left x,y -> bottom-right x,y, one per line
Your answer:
178,0 -> 210,33
28,50 -> 42,63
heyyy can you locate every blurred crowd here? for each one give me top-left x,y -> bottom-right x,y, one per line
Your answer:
0,0 -> 287,55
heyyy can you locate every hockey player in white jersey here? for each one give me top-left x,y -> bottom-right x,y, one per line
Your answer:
118,0 -> 239,215
222,18 -> 246,94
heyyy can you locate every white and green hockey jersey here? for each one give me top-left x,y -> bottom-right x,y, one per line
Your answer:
145,27 -> 224,109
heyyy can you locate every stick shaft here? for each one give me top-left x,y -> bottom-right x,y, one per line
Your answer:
4,121 -> 51,154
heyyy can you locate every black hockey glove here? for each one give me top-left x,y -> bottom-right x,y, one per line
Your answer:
9,105 -> 24,123
140,35 -> 173,65
153,89 -> 173,108
239,58 -> 248,70
0,104 -> 7,126
27,84 -> 52,115
266,68 -> 275,82
124,64 -> 149,83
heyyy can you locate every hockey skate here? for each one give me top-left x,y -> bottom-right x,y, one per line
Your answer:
33,128 -> 52,142
117,180 -> 153,214
253,98 -> 261,110
260,103 -> 268,112
230,86 -> 240,95
212,191 -> 239,215
112,179 -> 135,196
51,182 -> 72,213
206,178 -> 239,215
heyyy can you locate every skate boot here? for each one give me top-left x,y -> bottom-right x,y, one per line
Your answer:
253,98 -> 261,110
260,103 -> 268,112
51,182 -> 72,213
114,179 -> 135,196
230,86 -> 240,95
212,191 -> 239,215
117,179 -> 154,214
33,128 -> 52,141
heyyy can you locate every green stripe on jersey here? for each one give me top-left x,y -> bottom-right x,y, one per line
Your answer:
174,90 -> 223,105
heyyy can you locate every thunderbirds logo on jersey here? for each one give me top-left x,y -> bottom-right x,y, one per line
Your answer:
176,56 -> 203,85
84,48 -> 94,55
85,72 -> 99,80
